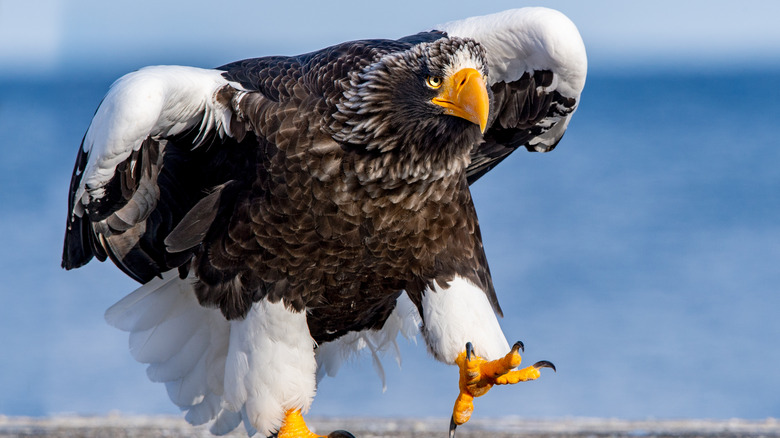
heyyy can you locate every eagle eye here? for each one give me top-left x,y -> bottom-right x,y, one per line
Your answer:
425,75 -> 443,89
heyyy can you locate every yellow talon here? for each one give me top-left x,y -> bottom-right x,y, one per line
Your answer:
480,344 -> 523,380
495,365 -> 542,385
278,409 -> 323,438
277,409 -> 355,438
450,342 -> 554,431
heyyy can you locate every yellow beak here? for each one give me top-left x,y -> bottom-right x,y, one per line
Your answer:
431,68 -> 489,133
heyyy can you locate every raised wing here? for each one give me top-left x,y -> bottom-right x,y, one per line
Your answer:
62,66 -> 253,282
435,7 -> 587,183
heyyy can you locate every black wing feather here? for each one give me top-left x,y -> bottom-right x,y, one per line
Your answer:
62,137 -> 98,270
62,122 -> 256,283
467,70 -> 578,184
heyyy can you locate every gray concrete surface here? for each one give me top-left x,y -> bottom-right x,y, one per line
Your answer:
2,416 -> 779,438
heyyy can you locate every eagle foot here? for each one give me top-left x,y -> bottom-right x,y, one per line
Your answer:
277,409 -> 355,438
449,342 -> 555,437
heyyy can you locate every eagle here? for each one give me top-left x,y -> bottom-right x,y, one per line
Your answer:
62,7 -> 586,438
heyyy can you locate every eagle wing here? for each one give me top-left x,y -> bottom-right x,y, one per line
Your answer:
434,7 -> 588,184
61,43 -> 402,287
62,66 -> 254,282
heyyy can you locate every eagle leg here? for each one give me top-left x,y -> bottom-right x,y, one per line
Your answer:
449,342 -> 555,436
277,409 -> 355,438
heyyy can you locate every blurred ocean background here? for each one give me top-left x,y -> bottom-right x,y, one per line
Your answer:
1,0 -> 779,423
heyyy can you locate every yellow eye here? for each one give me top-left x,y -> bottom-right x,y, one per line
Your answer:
425,75 -> 443,89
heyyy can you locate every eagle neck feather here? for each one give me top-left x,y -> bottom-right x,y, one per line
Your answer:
330,37 -> 487,185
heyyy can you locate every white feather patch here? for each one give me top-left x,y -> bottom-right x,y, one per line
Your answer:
420,276 -> 510,363
223,300 -> 317,437
436,7 -> 587,99
76,65 -> 238,214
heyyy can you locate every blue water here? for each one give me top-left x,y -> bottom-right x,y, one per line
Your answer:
1,67 -> 779,420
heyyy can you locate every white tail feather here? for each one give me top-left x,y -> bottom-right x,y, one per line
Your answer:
145,323 -> 209,382
128,308 -> 202,363
105,271 -> 252,435
165,353 -> 209,406
185,392 -> 222,426
210,408 -> 243,436
105,272 -> 186,331
105,274 -> 419,436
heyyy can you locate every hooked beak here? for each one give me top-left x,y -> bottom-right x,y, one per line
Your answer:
431,68 -> 489,133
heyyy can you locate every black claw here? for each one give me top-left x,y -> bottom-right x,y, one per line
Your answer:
449,415 -> 458,438
328,431 -> 356,438
512,341 -> 525,353
533,360 -> 556,372
465,342 -> 474,361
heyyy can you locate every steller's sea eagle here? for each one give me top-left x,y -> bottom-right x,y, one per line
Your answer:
62,7 -> 586,437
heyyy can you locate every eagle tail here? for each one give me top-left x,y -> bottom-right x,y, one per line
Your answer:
105,271 -> 324,436
104,271 -> 249,435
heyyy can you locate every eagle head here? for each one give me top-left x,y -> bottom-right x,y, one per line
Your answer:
332,37 -> 491,181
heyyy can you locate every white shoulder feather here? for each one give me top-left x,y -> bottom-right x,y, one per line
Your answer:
75,66 -> 239,213
436,7 -> 587,99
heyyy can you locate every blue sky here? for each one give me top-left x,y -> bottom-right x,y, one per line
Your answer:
2,0 -> 780,76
